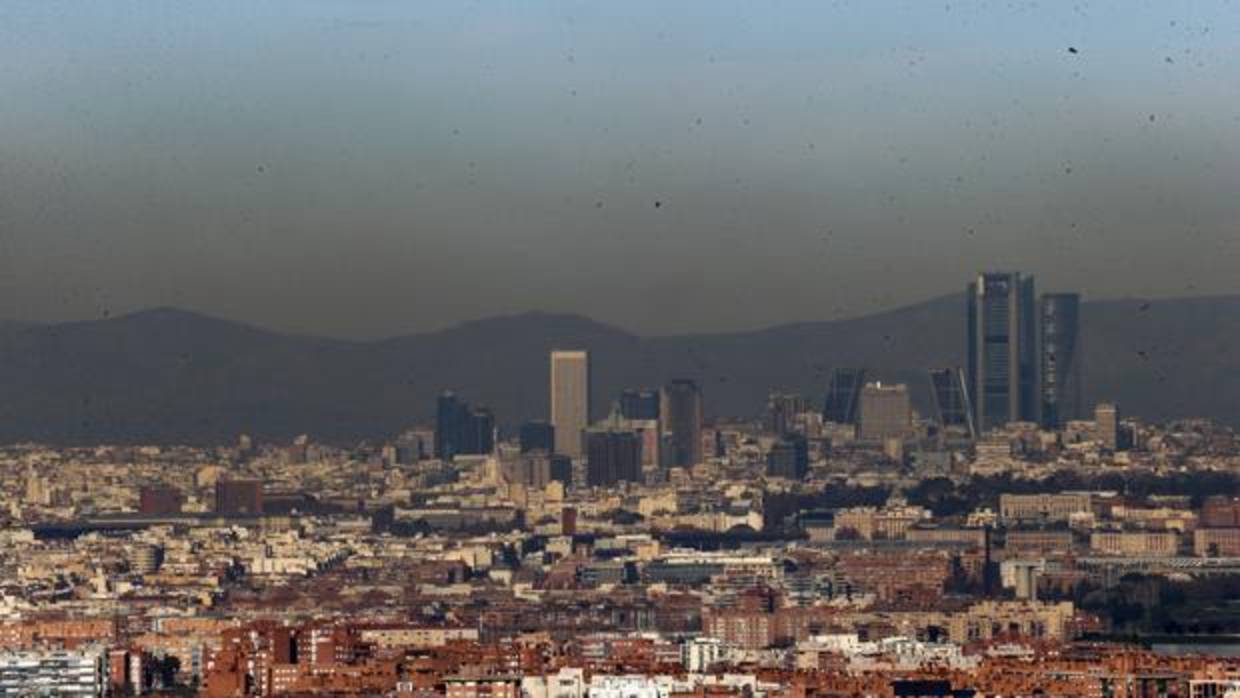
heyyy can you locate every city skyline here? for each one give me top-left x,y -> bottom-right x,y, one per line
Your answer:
4,2 -> 1240,693
1,285 -> 1236,445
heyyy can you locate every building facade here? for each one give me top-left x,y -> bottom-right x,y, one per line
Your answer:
660,379 -> 703,469
1039,293 -> 1082,429
967,272 -> 1037,432
550,351 -> 591,459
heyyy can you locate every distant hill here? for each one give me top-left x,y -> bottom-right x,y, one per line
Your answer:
1,294 -> 1238,445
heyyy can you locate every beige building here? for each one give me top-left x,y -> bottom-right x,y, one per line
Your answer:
358,625 -> 479,649
833,504 -> 928,541
856,382 -> 912,442
999,492 -> 1092,523
550,350 -> 591,458
1194,528 -> 1240,557
947,601 -> 1076,643
1005,529 -> 1075,554
906,526 -> 987,547
1089,531 -> 1178,557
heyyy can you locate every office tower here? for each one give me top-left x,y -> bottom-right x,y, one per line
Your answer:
967,272 -> 1037,432
766,392 -> 807,435
1094,402 -> 1119,451
550,350 -> 591,458
766,434 -> 809,480
856,382 -> 912,442
661,379 -> 703,468
436,392 -> 494,458
435,391 -> 467,459
463,408 -> 495,455
823,368 -> 866,424
585,429 -> 643,487
139,485 -> 184,515
215,479 -> 263,516
1039,293 -> 1082,429
928,368 -> 976,438
619,389 -> 660,420
519,420 -> 556,453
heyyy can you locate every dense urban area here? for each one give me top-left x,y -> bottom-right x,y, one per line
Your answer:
4,273 -> 1240,697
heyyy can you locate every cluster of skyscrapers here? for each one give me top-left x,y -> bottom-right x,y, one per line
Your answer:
435,271 -> 1081,478
823,272 -> 1082,440
547,351 -> 705,486
434,350 -> 705,488
433,392 -> 495,460
965,272 -> 1082,432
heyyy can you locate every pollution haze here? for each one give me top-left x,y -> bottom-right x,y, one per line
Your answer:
2,0 -> 1238,338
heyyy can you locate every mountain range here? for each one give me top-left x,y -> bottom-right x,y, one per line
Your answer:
2,293 -> 1238,445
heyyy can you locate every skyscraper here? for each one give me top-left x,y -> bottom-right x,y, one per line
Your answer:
661,379 -> 703,468
967,272 -> 1037,432
585,429 -> 643,487
928,368 -> 976,438
435,391 -> 467,460
518,420 -> 556,453
1039,293 -> 1082,429
823,368 -> 866,424
1094,402 -> 1119,451
619,389 -> 660,421
550,350 -> 591,458
463,407 -> 495,455
436,392 -> 495,459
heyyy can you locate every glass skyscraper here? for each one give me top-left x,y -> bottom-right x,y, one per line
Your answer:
660,378 -> 703,468
928,367 -> 976,438
823,368 -> 866,425
967,272 -> 1038,432
1039,293 -> 1082,429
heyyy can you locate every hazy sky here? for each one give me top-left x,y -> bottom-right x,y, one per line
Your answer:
2,1 -> 1238,337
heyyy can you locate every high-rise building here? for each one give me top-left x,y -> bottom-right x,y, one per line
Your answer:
619,389 -> 660,420
1039,293 -> 1082,429
215,479 -> 263,516
928,368 -> 975,438
661,379 -> 703,468
823,369 -> 866,424
967,272 -> 1037,432
435,391 -> 468,460
1094,402 -> 1119,451
463,408 -> 495,455
856,382 -> 912,442
585,429 -> 643,487
766,434 -> 809,480
766,392 -> 807,435
518,420 -> 556,453
550,350 -> 591,458
436,392 -> 495,458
